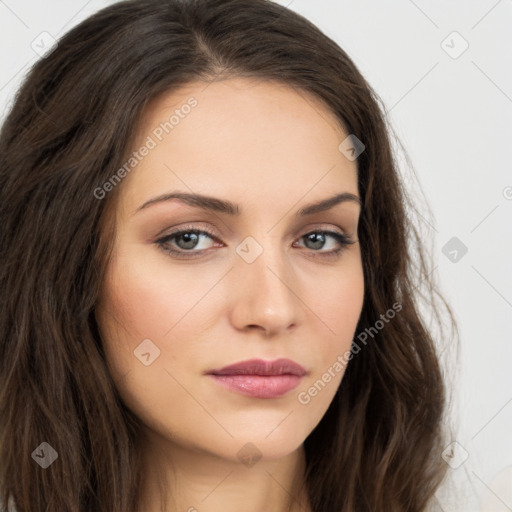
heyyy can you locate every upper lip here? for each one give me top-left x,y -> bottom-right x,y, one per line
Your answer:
207,358 -> 307,377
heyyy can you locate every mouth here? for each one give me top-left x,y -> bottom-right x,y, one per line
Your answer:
206,358 -> 307,399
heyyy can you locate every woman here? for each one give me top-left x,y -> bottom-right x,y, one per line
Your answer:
0,0 -> 457,510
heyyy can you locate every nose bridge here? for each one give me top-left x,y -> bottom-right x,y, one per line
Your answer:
245,237 -> 288,292
232,231 -> 298,333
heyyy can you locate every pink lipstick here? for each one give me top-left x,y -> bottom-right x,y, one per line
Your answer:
206,358 -> 307,399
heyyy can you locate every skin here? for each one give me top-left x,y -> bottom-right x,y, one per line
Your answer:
95,77 -> 365,512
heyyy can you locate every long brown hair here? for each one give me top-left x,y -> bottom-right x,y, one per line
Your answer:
0,0 -> 458,510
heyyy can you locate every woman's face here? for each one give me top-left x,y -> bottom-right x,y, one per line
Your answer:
95,77 -> 364,463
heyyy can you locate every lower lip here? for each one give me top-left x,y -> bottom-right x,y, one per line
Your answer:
208,374 -> 303,398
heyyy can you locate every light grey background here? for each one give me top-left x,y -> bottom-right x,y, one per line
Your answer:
1,1 -> 511,511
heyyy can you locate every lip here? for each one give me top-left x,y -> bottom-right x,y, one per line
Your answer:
206,358 -> 307,399
208,358 -> 307,377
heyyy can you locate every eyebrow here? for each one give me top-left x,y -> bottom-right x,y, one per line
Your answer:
134,191 -> 361,216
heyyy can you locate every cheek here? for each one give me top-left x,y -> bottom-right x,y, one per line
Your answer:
95,248 -> 173,377
307,258 -> 364,343
94,249 -> 213,433
100,245 -> 211,339
292,257 -> 364,410
302,260 -> 364,383
96,245 -> 226,377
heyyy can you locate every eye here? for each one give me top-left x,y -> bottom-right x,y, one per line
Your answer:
155,225 -> 356,259
293,230 -> 355,259
155,225 -> 221,258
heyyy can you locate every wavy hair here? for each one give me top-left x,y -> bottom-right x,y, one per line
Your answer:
0,0 -> 458,510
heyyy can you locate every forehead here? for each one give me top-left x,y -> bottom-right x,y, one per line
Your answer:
116,77 -> 359,219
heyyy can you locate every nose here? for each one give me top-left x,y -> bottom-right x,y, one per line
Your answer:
229,240 -> 299,337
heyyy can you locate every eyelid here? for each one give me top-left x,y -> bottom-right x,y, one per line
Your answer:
154,221 -> 356,261
155,223 -> 220,242
156,223 -> 352,244
153,221 -> 219,240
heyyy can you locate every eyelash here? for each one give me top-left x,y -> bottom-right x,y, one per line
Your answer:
155,224 -> 356,260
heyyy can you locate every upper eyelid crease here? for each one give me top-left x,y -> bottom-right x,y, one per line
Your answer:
156,222 -> 354,243
134,191 -> 361,216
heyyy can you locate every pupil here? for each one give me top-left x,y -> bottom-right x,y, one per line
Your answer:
178,233 -> 198,249
306,233 -> 324,250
